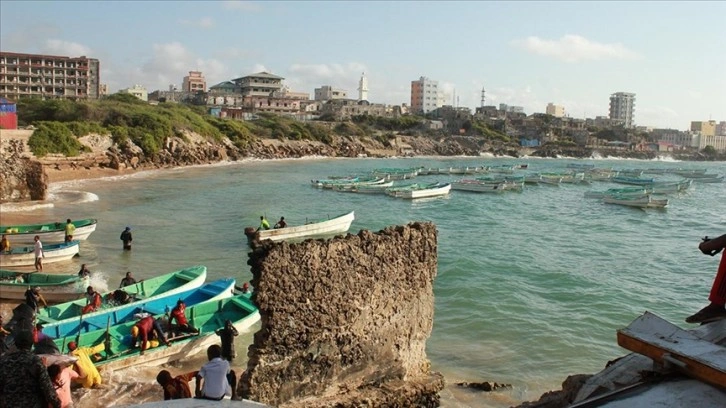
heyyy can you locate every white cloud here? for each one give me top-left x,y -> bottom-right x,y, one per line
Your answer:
221,1 -> 262,11
179,17 -> 215,29
43,39 -> 91,57
286,62 -> 367,95
511,35 -> 640,63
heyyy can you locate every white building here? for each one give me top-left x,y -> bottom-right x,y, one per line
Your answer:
609,92 -> 636,128
358,72 -> 368,101
120,84 -> 148,101
546,103 -> 565,118
410,76 -> 440,114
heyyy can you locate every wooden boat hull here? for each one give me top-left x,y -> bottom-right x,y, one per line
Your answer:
36,266 -> 207,325
1,219 -> 97,244
0,270 -> 89,302
52,295 -> 260,371
42,278 -> 236,339
246,211 -> 354,243
0,241 -> 80,268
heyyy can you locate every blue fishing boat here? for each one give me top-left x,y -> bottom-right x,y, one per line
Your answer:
42,278 -> 236,339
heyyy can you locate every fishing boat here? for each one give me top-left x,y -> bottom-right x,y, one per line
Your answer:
0,241 -> 80,268
42,278 -> 236,339
0,270 -> 89,303
329,178 -> 390,191
36,265 -> 207,325
612,176 -> 655,185
688,175 -> 723,183
584,187 -> 649,199
0,219 -> 98,244
333,181 -> 394,193
386,182 -> 451,199
602,194 -> 668,209
52,294 -> 260,371
451,179 -> 506,193
245,211 -> 355,243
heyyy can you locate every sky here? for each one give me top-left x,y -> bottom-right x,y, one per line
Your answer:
1,1 -> 725,130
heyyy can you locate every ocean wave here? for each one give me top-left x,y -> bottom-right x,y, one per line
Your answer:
46,190 -> 100,205
0,202 -> 54,213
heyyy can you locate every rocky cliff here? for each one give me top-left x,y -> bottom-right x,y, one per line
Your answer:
0,138 -> 47,201
241,223 -> 445,407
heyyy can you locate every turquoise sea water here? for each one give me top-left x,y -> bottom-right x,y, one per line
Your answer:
1,156 -> 725,407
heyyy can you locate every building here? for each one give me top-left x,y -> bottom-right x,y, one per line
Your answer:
208,80 -> 239,94
120,85 -> 148,102
231,72 -> 284,97
691,120 -> 716,136
609,92 -> 636,128
695,134 -> 726,151
99,84 -> 109,96
546,103 -> 565,118
0,51 -> 100,100
0,98 -> 18,129
182,71 -> 206,93
358,72 -> 368,101
499,104 -> 524,114
410,76 -> 440,115
314,85 -> 347,101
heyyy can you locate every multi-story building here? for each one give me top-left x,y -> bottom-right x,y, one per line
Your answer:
499,104 -> 524,114
410,76 -> 440,114
546,103 -> 565,118
182,71 -> 206,93
99,84 -> 109,96
0,51 -> 100,100
231,72 -> 283,97
717,121 -> 726,136
314,85 -> 347,101
120,85 -> 148,102
609,92 -> 636,128
691,120 -> 716,136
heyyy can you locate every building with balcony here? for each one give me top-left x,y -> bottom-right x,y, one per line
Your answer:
546,103 -> 565,118
609,92 -> 636,128
0,51 -> 100,100
231,71 -> 284,97
314,85 -> 348,101
120,84 -> 148,102
410,76 -> 440,114
182,71 -> 206,92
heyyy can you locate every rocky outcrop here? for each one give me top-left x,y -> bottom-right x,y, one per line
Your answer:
241,223 -> 445,407
0,139 -> 47,201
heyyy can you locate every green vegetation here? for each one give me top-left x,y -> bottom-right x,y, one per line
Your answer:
351,115 -> 424,131
470,120 -> 510,142
27,122 -> 89,157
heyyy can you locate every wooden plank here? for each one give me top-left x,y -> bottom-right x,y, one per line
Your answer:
616,312 -> 726,389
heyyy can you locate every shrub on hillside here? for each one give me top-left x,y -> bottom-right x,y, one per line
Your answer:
27,122 -> 88,157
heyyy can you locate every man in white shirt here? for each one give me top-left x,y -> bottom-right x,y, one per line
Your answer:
33,235 -> 43,272
195,344 -> 237,400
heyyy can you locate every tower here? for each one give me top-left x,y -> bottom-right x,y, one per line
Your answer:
609,92 -> 636,128
480,87 -> 486,108
358,72 -> 368,101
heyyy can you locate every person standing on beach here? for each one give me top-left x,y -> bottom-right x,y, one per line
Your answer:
33,235 -> 44,271
215,319 -> 238,361
120,226 -> 133,250
0,330 -> 61,408
686,234 -> 726,323
64,219 -> 75,243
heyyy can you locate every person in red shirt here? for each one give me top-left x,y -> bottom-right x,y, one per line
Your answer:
81,286 -> 102,314
686,234 -> 726,323
131,316 -> 171,354
156,369 -> 198,400
169,300 -> 200,337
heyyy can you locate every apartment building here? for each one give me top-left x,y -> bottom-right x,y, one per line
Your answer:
0,52 -> 100,100
410,76 -> 440,114
314,85 -> 348,101
182,71 -> 206,92
691,120 -> 717,136
609,92 -> 636,128
120,84 -> 148,102
231,71 -> 283,97
546,103 -> 565,118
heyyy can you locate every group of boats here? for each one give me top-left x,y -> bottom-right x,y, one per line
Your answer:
0,218 -> 260,373
309,163 -> 723,210
0,219 -> 98,269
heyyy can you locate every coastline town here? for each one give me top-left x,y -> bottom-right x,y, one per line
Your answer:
1,49 -> 726,408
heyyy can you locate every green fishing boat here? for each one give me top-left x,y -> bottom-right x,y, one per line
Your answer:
0,270 -> 89,303
52,294 -> 260,371
36,265 -> 207,325
1,218 -> 98,244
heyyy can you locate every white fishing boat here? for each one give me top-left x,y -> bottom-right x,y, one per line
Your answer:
245,211 -> 355,243
386,182 -> 451,199
602,194 -> 668,209
451,179 -> 506,193
0,241 -> 80,268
